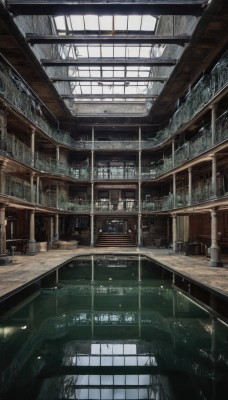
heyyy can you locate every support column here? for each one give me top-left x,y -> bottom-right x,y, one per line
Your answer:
138,126 -> 142,247
211,155 -> 217,198
0,203 -> 9,265
31,128 -> 35,168
90,179 -> 94,246
137,213 -> 142,247
172,214 -> 177,253
91,126 -> 95,247
211,105 -> 217,146
54,213 -> 59,240
173,173 -> 176,208
27,209 -> 37,255
188,167 -> 192,206
209,208 -> 223,267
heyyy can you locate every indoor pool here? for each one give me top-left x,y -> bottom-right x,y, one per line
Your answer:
0,255 -> 227,399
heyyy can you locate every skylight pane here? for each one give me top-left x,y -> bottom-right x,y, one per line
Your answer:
99,15 -> 113,30
68,15 -> 84,30
84,15 -> 99,30
102,67 -> 114,78
126,67 -> 139,77
141,15 -> 157,31
55,16 -> 66,30
114,15 -> 127,30
92,84 -> 102,95
113,68 -> 125,77
126,46 -> 140,57
78,67 -> 90,78
128,15 -> 141,30
81,86 -> 91,95
90,68 -> 101,78
114,46 -> 125,58
140,46 -> 151,58
77,46 -> 88,57
88,46 -> 100,57
113,86 -> 124,94
101,46 -> 113,58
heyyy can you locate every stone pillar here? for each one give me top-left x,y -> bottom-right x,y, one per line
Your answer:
209,208 -> 223,267
31,128 -> 35,168
173,173 -> 176,208
54,213 -> 59,239
27,209 -> 37,255
0,203 -> 9,264
211,155 -> 217,198
188,167 -> 192,206
172,214 -> 177,253
211,105 -> 217,146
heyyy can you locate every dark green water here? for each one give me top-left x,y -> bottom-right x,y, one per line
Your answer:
0,255 -> 228,400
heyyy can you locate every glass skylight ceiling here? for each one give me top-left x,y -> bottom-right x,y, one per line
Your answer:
53,14 -> 165,108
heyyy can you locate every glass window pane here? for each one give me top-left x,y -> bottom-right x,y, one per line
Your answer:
115,15 -> 127,30
84,15 -> 99,29
141,15 -> 157,31
69,15 -> 84,30
99,15 -> 113,30
128,15 -> 141,30
114,46 -> 126,58
102,46 -> 113,58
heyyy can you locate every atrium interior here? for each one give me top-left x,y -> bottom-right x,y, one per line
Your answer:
0,0 -> 228,268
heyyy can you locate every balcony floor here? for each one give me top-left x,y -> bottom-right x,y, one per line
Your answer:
0,246 -> 228,311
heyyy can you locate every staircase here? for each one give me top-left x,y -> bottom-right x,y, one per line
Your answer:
96,233 -> 135,247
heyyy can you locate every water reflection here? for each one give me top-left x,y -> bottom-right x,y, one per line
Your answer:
0,256 -> 227,399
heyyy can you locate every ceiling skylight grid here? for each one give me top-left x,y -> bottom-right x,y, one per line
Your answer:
52,13 -> 170,109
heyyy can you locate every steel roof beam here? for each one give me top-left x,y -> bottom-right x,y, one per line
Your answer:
26,34 -> 190,45
61,94 -> 157,99
42,57 -> 176,67
51,76 -> 168,82
6,1 -> 206,16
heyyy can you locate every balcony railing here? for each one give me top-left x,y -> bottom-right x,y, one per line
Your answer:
1,51 -> 228,153
94,167 -> 138,180
35,157 -> 91,180
94,199 -> 138,212
5,175 -> 31,202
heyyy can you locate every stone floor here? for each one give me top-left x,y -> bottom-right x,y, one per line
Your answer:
0,246 -> 228,302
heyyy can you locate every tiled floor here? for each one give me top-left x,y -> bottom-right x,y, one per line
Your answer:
0,246 -> 228,302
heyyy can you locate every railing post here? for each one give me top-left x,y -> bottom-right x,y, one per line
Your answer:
172,213 -> 177,253
210,105 -> 217,146
188,167 -> 192,206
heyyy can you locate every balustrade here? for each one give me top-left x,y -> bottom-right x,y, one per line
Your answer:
94,199 -> 138,212
1,51 -> 228,153
94,166 -> 138,180
5,175 -> 31,202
